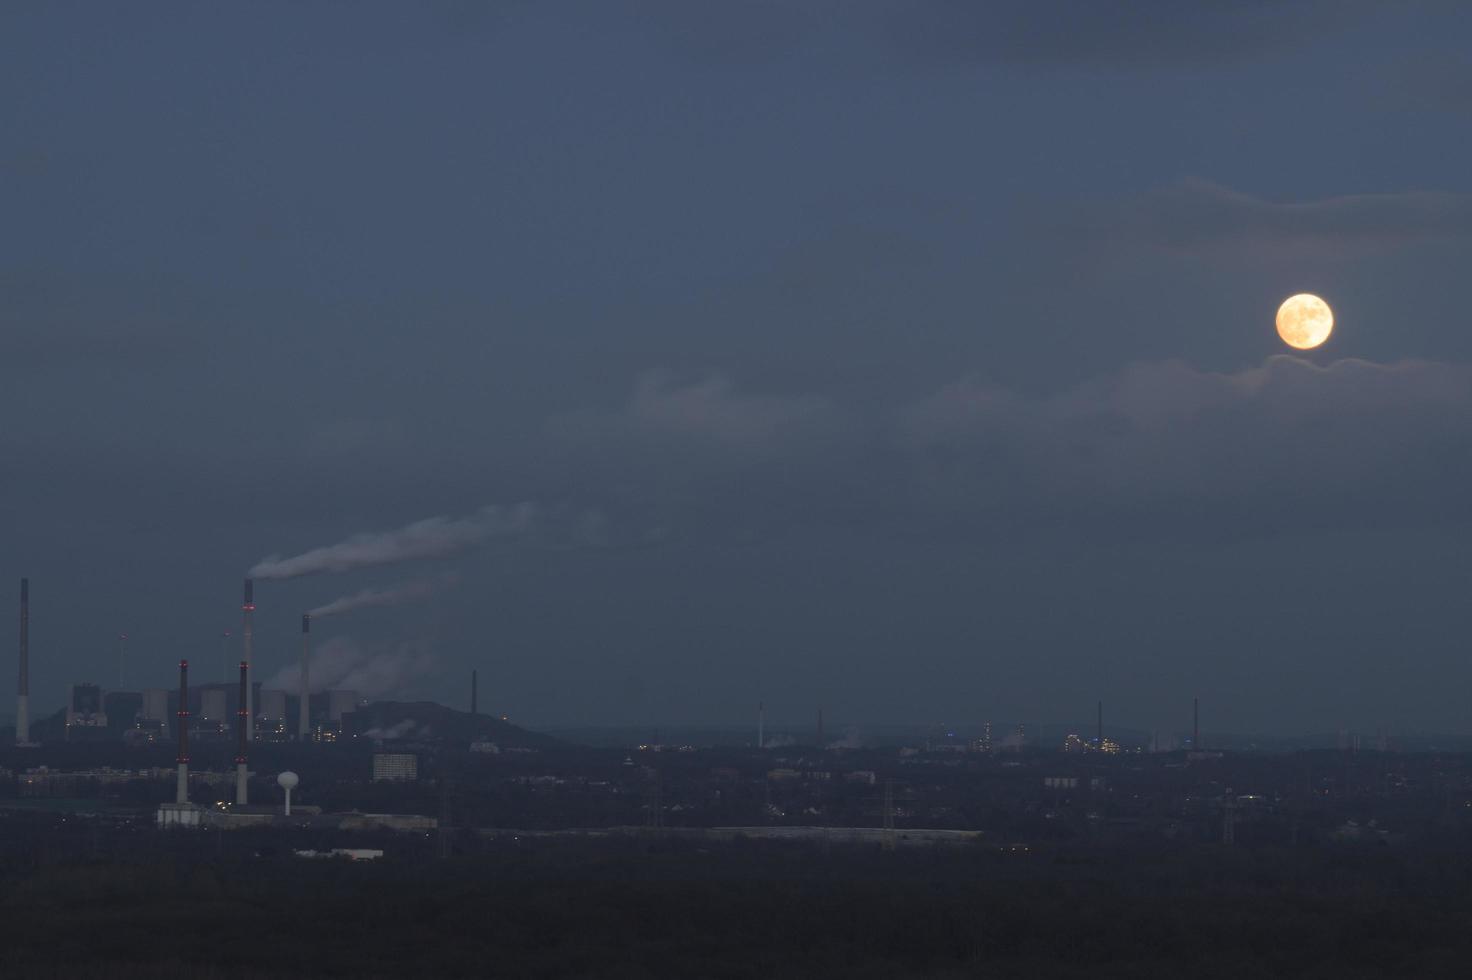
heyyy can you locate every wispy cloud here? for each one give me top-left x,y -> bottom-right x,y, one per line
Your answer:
902,356 -> 1472,503
1122,179 -> 1472,255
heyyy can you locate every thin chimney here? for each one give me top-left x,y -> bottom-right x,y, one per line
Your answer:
241,580 -> 255,740
298,614 -> 311,740
16,578 -> 28,746
176,660 -> 190,804
235,660 -> 249,805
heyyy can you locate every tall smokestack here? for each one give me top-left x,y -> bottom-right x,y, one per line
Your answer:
471,669 -> 478,715
242,580 -> 255,741
16,578 -> 28,746
1097,700 -> 1103,746
176,660 -> 190,804
298,614 -> 311,740
235,660 -> 249,805
117,632 -> 127,691
1193,696 -> 1200,751
757,701 -> 765,750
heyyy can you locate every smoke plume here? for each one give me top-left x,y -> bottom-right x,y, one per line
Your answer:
249,503 -> 537,580
308,575 -> 456,619
825,728 -> 864,750
363,719 -> 422,740
266,636 -> 437,699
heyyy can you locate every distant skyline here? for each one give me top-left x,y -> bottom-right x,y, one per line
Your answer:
4,3 -> 1472,733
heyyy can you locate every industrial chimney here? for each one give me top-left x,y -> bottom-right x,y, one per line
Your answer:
176,659 -> 190,804
16,578 -> 28,746
235,660 -> 249,805
298,614 -> 311,740
241,580 -> 255,741
470,669 -> 478,715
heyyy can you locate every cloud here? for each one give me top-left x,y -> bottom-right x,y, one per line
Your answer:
249,504 -> 538,579
550,357 -> 1472,542
884,1 -> 1349,69
635,1 -> 1356,71
266,636 -> 438,699
629,373 -> 842,444
1120,179 -> 1472,256
902,356 -> 1472,509
1390,51 -> 1472,115
553,372 -> 844,451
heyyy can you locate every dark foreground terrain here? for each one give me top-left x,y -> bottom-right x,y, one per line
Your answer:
2,824 -> 1471,979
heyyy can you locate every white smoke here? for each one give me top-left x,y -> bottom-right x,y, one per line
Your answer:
249,503 -> 538,580
363,719 -> 420,740
825,728 -> 864,750
308,575 -> 456,618
266,636 -> 437,699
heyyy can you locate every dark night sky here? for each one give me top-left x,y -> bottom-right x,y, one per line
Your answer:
4,2 -> 1472,735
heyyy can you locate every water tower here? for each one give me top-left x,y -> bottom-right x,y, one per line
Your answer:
277,770 -> 299,816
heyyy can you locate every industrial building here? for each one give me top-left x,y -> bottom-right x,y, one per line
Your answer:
65,683 -> 108,737
372,753 -> 418,782
200,688 -> 228,732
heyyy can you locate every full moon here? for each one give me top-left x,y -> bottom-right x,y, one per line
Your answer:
1275,293 -> 1334,350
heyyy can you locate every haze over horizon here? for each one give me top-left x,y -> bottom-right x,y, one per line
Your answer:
5,2 -> 1472,735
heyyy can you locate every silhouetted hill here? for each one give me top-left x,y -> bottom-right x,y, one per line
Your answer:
344,701 -> 560,748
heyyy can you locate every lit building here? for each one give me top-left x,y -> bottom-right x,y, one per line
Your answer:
1063,733 -> 1122,754
65,683 -> 108,736
372,753 -> 418,782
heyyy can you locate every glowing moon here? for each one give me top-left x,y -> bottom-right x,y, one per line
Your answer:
1275,293 -> 1334,350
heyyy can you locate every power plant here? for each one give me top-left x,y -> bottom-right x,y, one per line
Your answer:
6,577 -> 381,755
